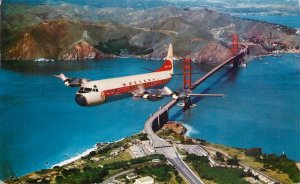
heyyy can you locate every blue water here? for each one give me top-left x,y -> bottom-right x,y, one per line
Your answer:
169,54 -> 300,161
236,15 -> 300,28
0,58 -> 173,178
0,54 -> 300,179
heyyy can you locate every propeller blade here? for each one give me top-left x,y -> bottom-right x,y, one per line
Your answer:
53,73 -> 68,81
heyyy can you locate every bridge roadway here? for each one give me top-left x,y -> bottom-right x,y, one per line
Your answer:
144,100 -> 204,184
144,47 -> 248,184
191,45 -> 248,90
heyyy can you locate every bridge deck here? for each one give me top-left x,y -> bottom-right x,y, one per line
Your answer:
191,46 -> 248,90
144,45 -> 248,184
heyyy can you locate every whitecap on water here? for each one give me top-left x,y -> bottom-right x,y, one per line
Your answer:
182,123 -> 198,136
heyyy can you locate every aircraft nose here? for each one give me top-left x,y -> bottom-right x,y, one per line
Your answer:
75,94 -> 87,106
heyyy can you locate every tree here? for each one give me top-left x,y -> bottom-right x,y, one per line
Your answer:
216,151 -> 225,162
245,148 -> 262,158
227,155 -> 239,166
55,175 -> 64,183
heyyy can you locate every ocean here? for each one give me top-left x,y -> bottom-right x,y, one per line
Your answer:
236,14 -> 300,29
1,54 -> 299,179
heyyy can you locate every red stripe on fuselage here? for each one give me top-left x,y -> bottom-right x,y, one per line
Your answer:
102,78 -> 171,97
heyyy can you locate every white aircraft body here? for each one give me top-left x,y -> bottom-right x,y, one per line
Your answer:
55,44 -> 175,106
55,44 -> 224,107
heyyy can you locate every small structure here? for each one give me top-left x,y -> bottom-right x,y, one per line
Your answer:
134,176 -> 155,184
129,145 -> 146,158
151,159 -> 160,163
126,172 -> 138,180
90,157 -> 100,162
110,147 -> 124,156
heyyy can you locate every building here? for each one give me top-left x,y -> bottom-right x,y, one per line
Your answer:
126,172 -> 138,180
134,176 -> 154,184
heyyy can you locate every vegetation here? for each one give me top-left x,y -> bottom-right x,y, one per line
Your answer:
96,142 -> 123,155
51,154 -> 166,184
185,154 -> 249,184
58,167 -> 108,184
261,154 -> 300,182
244,147 -> 262,157
97,38 -> 153,55
215,151 -> 225,162
244,148 -> 300,183
103,154 -> 165,170
137,133 -> 149,141
135,163 -> 173,181
227,155 -> 239,166
207,144 -> 294,183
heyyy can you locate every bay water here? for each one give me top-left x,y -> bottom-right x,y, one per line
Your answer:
0,53 -> 299,178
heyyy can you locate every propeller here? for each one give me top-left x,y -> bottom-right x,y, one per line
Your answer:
53,73 -> 90,87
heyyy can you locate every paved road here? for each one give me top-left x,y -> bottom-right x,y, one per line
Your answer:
156,146 -> 204,184
181,144 -> 208,157
144,100 -> 177,148
102,169 -> 134,184
144,101 -> 204,184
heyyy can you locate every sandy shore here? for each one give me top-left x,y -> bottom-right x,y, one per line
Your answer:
51,138 -> 125,168
52,146 -> 97,168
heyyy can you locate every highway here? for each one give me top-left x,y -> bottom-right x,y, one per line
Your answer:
155,146 -> 205,184
144,101 -> 204,184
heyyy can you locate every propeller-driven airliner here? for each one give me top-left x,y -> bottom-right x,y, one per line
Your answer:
55,44 -> 224,107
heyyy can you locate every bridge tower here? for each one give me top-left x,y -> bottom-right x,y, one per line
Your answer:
183,58 -> 192,110
232,33 -> 239,55
183,58 -> 192,91
232,33 -> 240,67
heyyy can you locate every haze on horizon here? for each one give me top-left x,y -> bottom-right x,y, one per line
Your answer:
3,0 -> 299,16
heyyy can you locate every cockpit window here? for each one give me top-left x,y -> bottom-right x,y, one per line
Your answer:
84,88 -> 92,92
78,87 -> 92,93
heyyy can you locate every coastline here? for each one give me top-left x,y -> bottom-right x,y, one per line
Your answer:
52,138 -> 125,168
51,124 -> 198,169
52,146 -> 97,168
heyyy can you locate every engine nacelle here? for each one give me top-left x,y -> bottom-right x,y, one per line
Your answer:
140,90 -> 163,101
75,91 -> 106,106
171,91 -> 180,100
145,94 -> 164,101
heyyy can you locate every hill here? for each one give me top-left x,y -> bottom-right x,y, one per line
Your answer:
1,4 -> 300,63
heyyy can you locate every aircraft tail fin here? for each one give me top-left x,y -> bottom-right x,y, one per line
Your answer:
155,44 -> 174,74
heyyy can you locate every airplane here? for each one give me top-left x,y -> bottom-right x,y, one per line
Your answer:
55,44 -> 224,107
55,44 -> 176,106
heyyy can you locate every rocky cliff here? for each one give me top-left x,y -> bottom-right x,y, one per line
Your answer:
3,20 -> 113,60
59,41 -> 112,60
